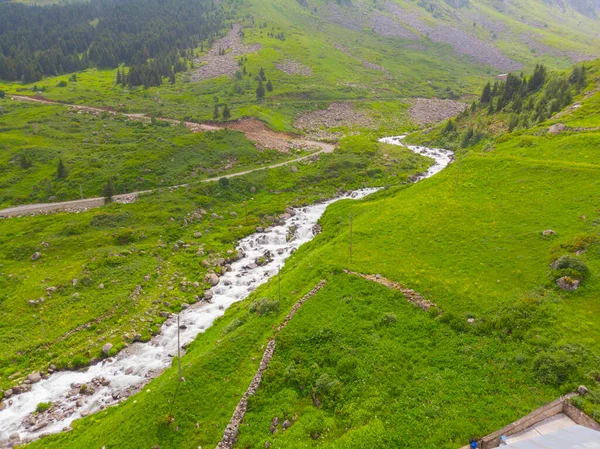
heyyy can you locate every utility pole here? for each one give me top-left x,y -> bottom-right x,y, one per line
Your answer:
177,315 -> 182,381
40,308 -> 45,343
349,210 -> 353,264
456,150 -> 461,188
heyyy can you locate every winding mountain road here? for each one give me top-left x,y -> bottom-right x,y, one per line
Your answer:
1,95 -> 335,218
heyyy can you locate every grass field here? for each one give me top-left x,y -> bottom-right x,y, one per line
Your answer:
0,135 -> 430,391
0,100 -> 313,208
3,0 -> 599,133
20,75 -> 600,449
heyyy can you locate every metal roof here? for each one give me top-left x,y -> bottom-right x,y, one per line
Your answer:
505,425 -> 600,449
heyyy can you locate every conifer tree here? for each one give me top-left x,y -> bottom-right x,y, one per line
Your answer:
222,104 -> 231,120
256,81 -> 265,99
266,80 -> 273,92
56,159 -> 68,179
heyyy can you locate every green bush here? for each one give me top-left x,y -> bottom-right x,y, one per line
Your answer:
551,255 -> 590,280
115,228 -> 135,245
249,298 -> 279,315
533,350 -> 575,386
379,312 -> 398,326
36,402 -> 52,413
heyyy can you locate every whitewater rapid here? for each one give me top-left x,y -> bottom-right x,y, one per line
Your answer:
0,137 -> 452,446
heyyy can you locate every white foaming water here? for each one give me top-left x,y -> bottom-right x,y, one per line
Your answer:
0,138 -> 453,445
0,189 -> 378,444
378,135 -> 454,180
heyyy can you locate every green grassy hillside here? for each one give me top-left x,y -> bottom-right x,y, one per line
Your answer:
3,0 -> 600,132
23,68 -> 600,449
0,135 -> 429,389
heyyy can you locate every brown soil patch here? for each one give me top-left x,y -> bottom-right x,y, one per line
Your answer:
409,98 -> 468,125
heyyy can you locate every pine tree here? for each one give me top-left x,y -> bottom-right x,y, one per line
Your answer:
256,81 -> 265,100
103,179 -> 115,202
259,67 -> 266,81
222,104 -> 231,120
56,159 -> 68,179
266,80 -> 273,92
213,104 -> 220,120
169,70 -> 176,84
116,69 -> 122,85
480,82 -> 491,103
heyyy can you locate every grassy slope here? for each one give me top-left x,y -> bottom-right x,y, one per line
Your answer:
27,84 -> 600,449
0,137 -> 430,390
0,101 -> 303,208
4,0 -> 599,132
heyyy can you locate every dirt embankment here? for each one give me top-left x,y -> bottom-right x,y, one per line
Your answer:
191,24 -> 261,82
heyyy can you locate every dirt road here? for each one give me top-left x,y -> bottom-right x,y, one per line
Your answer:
1,95 -> 335,218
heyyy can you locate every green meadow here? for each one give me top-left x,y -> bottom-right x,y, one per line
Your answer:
22,76 -> 600,449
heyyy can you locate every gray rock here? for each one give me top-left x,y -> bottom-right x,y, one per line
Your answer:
282,419 -> 292,430
290,165 -> 298,173
577,385 -> 589,395
203,290 -> 214,301
548,123 -> 566,134
31,252 -> 42,261
102,343 -> 113,356
542,229 -> 556,237
181,303 -> 190,309
98,283 -> 104,289
204,273 -> 219,286
27,372 -> 42,383
557,276 -> 580,291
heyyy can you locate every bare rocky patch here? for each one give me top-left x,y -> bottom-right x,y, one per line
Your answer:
191,24 -> 261,82
275,60 -> 312,76
384,1 -> 521,71
294,102 -> 375,132
371,10 -> 419,40
409,98 -> 467,125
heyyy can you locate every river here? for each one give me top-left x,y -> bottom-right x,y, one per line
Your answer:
0,137 -> 453,446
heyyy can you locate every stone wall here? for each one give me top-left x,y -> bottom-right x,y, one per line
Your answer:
215,280 -> 327,449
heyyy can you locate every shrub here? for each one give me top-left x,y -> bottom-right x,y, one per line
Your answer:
223,317 -> 246,334
115,228 -> 135,245
379,312 -> 398,326
533,350 -> 575,386
315,373 -> 339,396
249,298 -> 279,315
550,255 -> 590,281
36,402 -> 52,413
57,80 -> 67,87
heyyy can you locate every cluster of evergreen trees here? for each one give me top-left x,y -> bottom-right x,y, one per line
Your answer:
477,63 -> 586,128
441,63 -> 588,148
0,0 -> 225,85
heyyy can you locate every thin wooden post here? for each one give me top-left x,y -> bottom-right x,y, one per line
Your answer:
177,315 -> 182,381
349,210 -> 353,264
